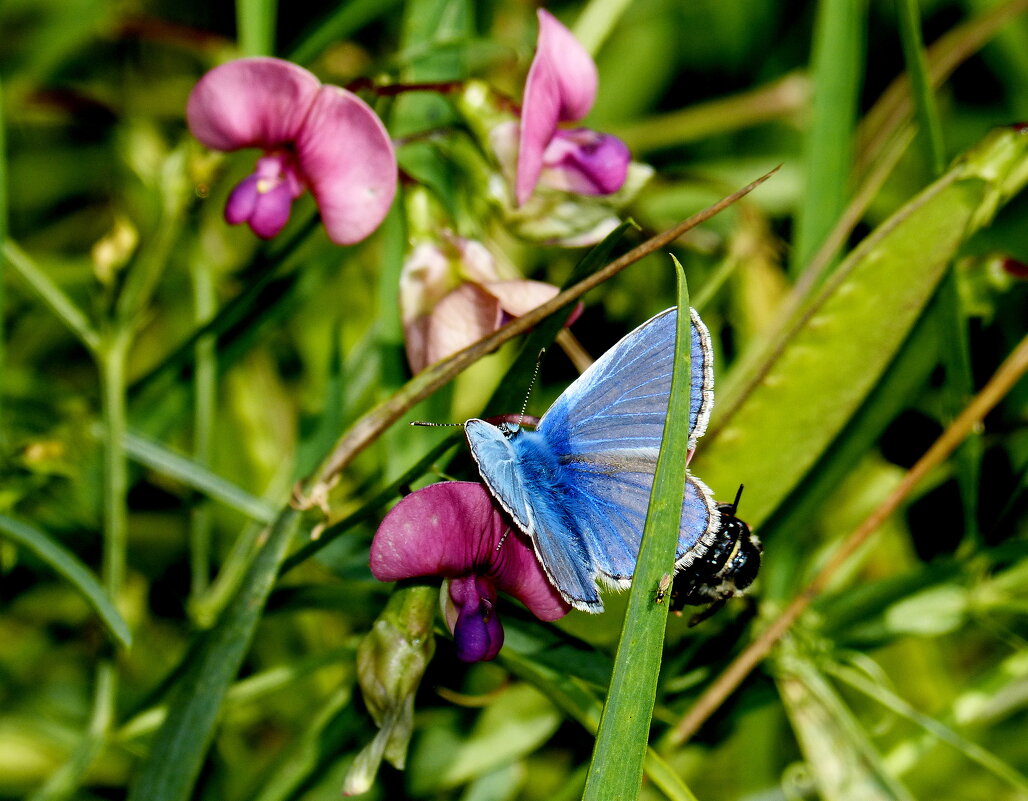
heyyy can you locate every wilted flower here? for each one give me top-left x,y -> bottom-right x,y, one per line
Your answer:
399,233 -> 565,372
398,188 -> 572,371
514,9 -> 631,205
187,57 -> 397,244
370,482 -> 571,662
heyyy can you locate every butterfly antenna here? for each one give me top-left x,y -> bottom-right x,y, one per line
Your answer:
729,484 -> 745,514
409,421 -> 464,427
517,348 -> 546,428
495,529 -> 510,552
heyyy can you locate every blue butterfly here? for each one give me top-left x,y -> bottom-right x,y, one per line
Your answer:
465,307 -> 720,612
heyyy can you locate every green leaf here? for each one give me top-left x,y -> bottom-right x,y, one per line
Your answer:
120,430 -> 277,523
409,683 -> 562,794
0,514 -> 131,648
791,0 -> 867,274
779,654 -> 916,801
697,126 -> 1028,528
582,258 -> 696,801
126,508 -> 301,801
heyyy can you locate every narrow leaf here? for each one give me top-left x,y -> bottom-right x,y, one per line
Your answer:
0,514 -> 131,648
121,430 -> 277,523
791,0 -> 866,274
582,258 -> 694,801
127,508 -> 301,801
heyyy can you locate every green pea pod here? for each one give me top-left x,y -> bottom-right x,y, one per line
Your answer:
694,126 -> 1028,527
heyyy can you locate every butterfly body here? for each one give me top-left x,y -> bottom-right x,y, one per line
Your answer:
466,307 -> 720,612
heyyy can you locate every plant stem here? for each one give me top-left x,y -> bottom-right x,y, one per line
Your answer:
27,334 -> 130,801
99,334 -> 131,595
236,0 -> 277,55
0,77 -> 7,448
189,256 -> 217,602
897,0 -> 946,176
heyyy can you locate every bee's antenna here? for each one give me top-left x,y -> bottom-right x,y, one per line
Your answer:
729,484 -> 745,514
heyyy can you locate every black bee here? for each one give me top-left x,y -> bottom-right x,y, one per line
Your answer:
672,485 -> 762,625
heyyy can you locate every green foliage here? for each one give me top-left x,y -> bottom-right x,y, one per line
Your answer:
1,1 -> 1026,800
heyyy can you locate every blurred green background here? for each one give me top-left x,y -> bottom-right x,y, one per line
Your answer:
1,0 -> 1026,799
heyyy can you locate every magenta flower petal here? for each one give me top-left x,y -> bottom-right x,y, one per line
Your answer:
516,9 -> 599,205
294,86 -> 398,245
449,575 -> 504,662
370,482 -> 570,622
542,129 -> 630,195
186,57 -> 322,151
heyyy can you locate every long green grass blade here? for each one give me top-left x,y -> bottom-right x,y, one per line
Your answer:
0,514 -> 131,648
126,508 -> 300,801
582,259 -> 695,801
897,0 -> 946,176
119,429 -> 277,523
791,0 -> 866,274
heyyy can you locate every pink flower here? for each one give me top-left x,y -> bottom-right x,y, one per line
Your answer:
399,233 -> 568,372
515,10 -> 630,206
187,57 -> 397,244
370,482 -> 571,662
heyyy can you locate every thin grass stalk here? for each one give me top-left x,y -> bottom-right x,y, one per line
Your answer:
667,331 -> 1028,745
190,255 -> 217,601
791,0 -> 866,275
236,0 -> 277,56
0,77 -> 7,448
